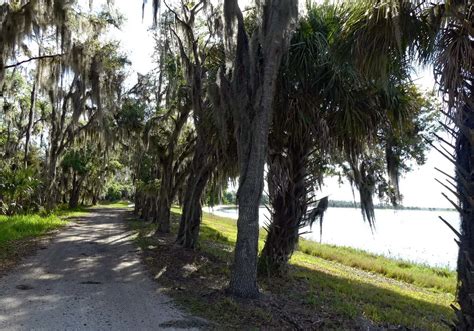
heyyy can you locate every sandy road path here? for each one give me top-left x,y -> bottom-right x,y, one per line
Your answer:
0,208 -> 202,330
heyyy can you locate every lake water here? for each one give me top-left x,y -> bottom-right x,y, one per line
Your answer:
207,206 -> 460,270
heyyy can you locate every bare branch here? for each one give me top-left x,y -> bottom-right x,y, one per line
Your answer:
3,53 -> 65,69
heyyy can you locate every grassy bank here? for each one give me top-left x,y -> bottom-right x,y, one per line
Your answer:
297,239 -> 455,293
129,208 -> 456,330
200,210 -> 455,293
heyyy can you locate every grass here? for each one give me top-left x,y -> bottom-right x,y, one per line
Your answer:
0,214 -> 67,246
0,205 -> 92,247
0,201 -> 130,247
289,253 -> 454,328
297,239 -> 455,293
193,209 -> 456,294
90,200 -> 132,209
129,207 -> 456,330
53,205 -> 90,218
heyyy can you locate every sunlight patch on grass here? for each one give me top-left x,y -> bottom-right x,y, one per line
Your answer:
54,206 -> 89,218
0,207 -> 91,254
0,214 -> 67,246
90,200 -> 133,209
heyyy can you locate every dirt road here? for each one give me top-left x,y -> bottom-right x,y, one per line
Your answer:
0,208 -> 203,330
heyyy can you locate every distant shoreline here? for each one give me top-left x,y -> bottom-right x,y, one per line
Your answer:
209,203 -> 456,212
327,200 -> 456,212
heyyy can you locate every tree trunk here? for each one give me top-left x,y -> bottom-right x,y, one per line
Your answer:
177,187 -> 184,206
134,190 -> 145,216
259,137 -> 308,276
142,196 -> 151,221
225,0 -> 297,299
156,195 -> 171,232
229,169 -> 264,298
45,152 -> 58,211
23,82 -> 36,167
176,151 -> 212,248
68,172 -> 83,209
61,173 -> 68,204
46,93 -> 61,211
156,160 -> 173,233
228,74 -> 276,297
134,192 -> 140,214
454,103 -> 474,328
150,196 -> 158,222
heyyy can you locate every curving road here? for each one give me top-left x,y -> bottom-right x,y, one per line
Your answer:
0,208 -> 203,330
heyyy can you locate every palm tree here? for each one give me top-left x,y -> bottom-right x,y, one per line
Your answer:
259,2 -> 436,275
342,0 -> 472,326
431,1 -> 473,327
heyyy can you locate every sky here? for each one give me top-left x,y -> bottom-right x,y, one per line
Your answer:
108,1 -> 455,208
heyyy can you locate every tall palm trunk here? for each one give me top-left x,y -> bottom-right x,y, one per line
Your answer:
454,103 -> 474,328
259,137 -> 308,275
428,2 -> 474,326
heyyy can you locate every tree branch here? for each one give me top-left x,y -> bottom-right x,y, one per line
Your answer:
3,53 -> 65,70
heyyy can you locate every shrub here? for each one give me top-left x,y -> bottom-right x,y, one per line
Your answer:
0,166 -> 41,215
105,182 -> 133,201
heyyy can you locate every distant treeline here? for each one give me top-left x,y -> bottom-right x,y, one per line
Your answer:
207,191 -> 269,206
328,200 -> 455,212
